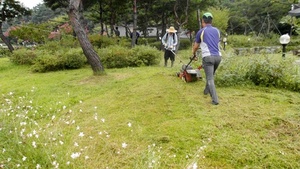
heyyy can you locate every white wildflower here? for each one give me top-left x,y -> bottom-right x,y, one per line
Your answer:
192,162 -> 198,169
127,122 -> 132,127
71,152 -> 81,159
32,141 -> 37,148
20,122 -> 27,126
79,132 -> 84,137
122,142 -> 128,148
22,156 -> 27,161
52,161 -> 59,168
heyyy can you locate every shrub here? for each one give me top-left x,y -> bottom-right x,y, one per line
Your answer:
178,39 -> 192,50
98,45 -> 134,68
0,49 -> 11,58
89,34 -> 116,48
31,54 -> 64,73
138,37 -> 149,46
30,48 -> 86,72
63,48 -> 87,69
216,53 -> 300,92
40,36 -> 80,52
245,56 -> 284,87
149,41 -> 162,50
131,45 -> 161,66
97,45 -> 161,68
10,48 -> 37,65
215,52 -> 251,87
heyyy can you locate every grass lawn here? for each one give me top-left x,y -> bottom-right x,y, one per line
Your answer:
0,55 -> 299,169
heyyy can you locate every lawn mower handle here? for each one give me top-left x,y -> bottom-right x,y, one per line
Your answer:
184,55 -> 197,71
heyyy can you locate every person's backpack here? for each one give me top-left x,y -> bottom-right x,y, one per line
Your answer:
166,33 -> 175,40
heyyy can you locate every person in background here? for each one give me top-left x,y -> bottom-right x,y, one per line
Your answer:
192,12 -> 222,105
161,26 -> 178,67
114,27 -> 120,37
130,31 -> 140,44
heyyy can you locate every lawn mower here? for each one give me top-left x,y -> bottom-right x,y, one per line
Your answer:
176,55 -> 202,82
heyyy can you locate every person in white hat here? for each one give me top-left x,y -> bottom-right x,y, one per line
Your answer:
161,26 -> 178,67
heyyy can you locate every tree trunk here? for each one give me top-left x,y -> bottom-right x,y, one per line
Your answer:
68,0 -> 104,75
99,0 -> 104,35
174,0 -> 190,52
197,9 -> 201,29
0,22 -> 14,52
131,0 -> 137,47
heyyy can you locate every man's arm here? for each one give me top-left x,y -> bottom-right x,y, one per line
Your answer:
173,33 -> 178,46
161,33 -> 167,45
192,42 -> 200,56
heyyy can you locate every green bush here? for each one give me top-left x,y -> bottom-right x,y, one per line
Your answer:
138,37 -> 149,46
89,34 -> 119,48
216,54 -> 300,92
0,49 -> 10,58
216,53 -> 251,87
40,36 -> 80,52
97,45 -> 161,68
227,34 -> 279,48
31,54 -> 64,73
30,48 -> 86,72
10,48 -> 37,65
148,41 -> 162,50
132,45 -> 161,66
178,39 -> 192,50
62,48 -> 87,69
245,56 -> 284,86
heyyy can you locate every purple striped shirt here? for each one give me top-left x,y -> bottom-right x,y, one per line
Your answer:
195,24 -> 222,57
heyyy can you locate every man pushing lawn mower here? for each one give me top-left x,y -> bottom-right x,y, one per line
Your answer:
192,12 -> 222,105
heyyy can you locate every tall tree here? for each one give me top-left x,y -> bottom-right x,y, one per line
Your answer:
0,0 -> 31,52
44,0 -> 104,75
30,4 -> 65,24
224,0 -> 294,35
131,0 -> 137,47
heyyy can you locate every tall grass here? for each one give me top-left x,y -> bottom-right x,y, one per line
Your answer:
0,53 -> 300,168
